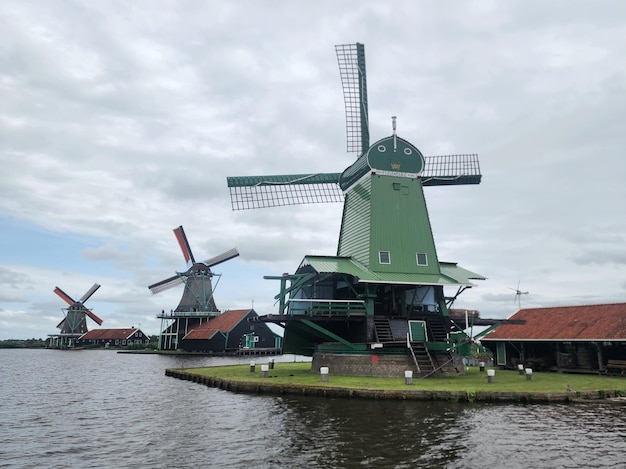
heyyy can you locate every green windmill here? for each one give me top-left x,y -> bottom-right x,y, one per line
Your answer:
227,43 -> 485,377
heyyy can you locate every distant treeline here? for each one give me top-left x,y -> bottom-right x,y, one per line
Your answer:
0,339 -> 48,348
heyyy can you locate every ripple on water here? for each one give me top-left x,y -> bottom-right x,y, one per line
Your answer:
2,349 -> 626,468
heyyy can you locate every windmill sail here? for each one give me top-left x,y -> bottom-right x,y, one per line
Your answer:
174,225 -> 195,264
336,42 -> 369,154
53,284 -> 103,335
227,154 -> 481,210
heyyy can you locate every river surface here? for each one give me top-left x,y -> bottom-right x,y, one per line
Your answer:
1,349 -> 626,468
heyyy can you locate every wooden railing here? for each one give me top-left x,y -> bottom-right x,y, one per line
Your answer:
287,299 -> 367,317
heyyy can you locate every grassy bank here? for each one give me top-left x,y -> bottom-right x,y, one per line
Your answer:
167,362 -> 626,402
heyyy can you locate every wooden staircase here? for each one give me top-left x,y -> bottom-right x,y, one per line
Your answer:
408,341 -> 436,374
406,316 -> 461,376
425,314 -> 448,342
374,316 -> 394,342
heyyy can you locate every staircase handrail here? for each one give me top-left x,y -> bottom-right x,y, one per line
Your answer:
406,332 -> 421,373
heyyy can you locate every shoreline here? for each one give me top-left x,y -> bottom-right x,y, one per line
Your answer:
164,367 -> 626,403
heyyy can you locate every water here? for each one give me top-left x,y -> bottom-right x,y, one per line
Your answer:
1,349 -> 626,468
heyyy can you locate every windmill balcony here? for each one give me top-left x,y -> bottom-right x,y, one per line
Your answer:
287,299 -> 367,317
156,310 -> 221,319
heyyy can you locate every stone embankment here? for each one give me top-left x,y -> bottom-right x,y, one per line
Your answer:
165,368 -> 623,403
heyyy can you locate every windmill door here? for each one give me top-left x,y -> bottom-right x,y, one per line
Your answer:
496,342 -> 507,366
408,320 -> 427,342
242,333 -> 255,349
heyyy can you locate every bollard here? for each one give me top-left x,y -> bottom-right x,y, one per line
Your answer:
518,364 -> 525,375
269,358 -> 275,370
249,361 -> 256,373
404,370 -> 413,385
261,364 -> 269,378
487,369 -> 495,383
525,368 -> 533,380
479,362 -> 485,372
320,366 -> 329,382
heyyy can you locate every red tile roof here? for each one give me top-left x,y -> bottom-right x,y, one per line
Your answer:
183,309 -> 252,340
482,303 -> 626,341
79,328 -> 145,340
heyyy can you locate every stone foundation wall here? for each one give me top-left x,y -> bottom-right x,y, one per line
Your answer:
311,353 -> 465,378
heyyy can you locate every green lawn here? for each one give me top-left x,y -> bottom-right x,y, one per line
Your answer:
182,362 -> 626,394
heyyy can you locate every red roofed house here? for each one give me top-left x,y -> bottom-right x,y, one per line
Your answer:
77,327 -> 150,348
481,303 -> 626,373
178,308 -> 282,353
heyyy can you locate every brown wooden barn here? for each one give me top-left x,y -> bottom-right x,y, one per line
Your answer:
77,328 -> 150,347
178,308 -> 282,353
481,303 -> 626,374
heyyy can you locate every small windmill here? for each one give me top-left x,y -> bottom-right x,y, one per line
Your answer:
149,225 -> 239,350
509,281 -> 529,309
53,283 -> 103,348
226,43 -> 485,376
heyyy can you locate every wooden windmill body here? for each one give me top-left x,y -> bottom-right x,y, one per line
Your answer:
149,226 -> 239,350
227,44 -> 485,376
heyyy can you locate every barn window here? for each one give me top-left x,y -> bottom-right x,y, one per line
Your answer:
379,251 -> 391,264
416,253 -> 428,266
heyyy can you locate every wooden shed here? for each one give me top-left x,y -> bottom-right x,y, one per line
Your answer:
481,303 -> 626,374
178,308 -> 282,353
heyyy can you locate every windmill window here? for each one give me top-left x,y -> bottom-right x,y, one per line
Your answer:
404,148 -> 412,155
379,251 -> 391,264
416,253 -> 428,266
378,145 -> 386,152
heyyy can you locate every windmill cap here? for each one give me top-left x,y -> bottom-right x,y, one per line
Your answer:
339,135 -> 424,191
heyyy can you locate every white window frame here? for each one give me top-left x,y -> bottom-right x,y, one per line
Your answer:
416,253 -> 428,266
379,251 -> 391,264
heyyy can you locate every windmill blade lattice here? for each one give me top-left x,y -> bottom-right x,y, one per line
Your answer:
227,173 -> 343,210
227,154 -> 481,210
148,274 -> 185,295
336,43 -> 369,155
204,247 -> 240,268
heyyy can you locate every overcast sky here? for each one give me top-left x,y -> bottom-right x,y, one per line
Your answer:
1,0 -> 625,340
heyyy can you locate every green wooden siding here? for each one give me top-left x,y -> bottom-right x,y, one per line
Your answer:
337,176 -> 371,265
369,175 -> 440,275
338,173 -> 441,275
